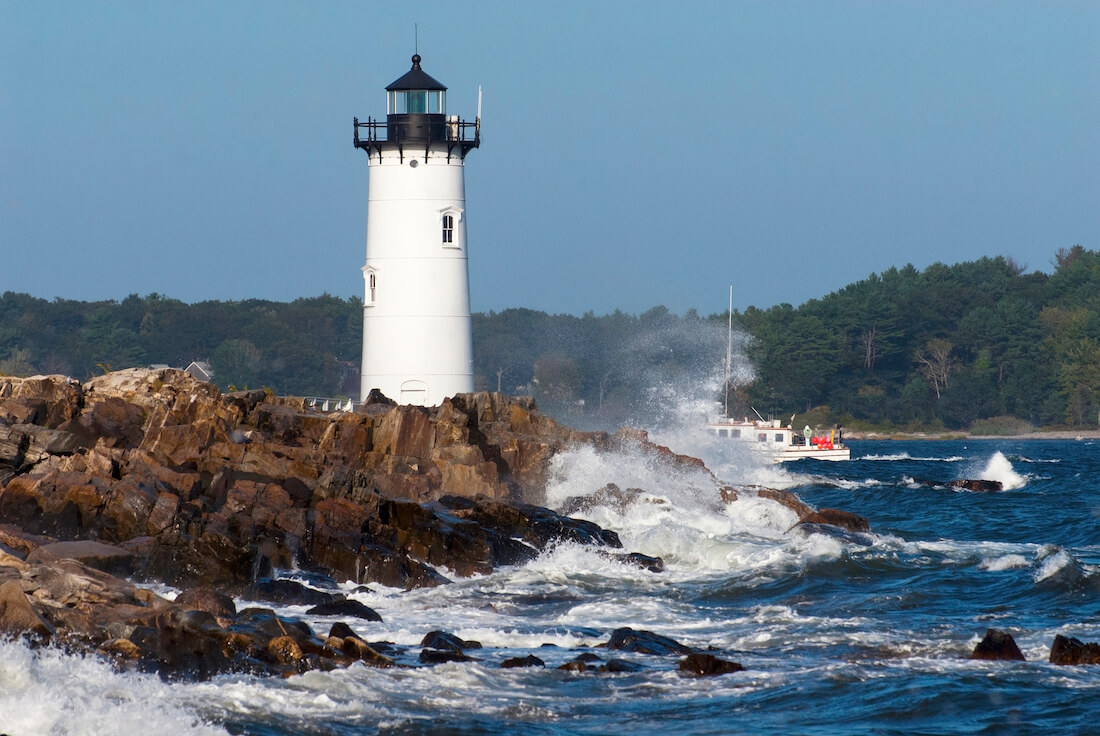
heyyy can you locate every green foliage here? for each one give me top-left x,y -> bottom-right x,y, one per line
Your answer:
3,244 -> 1099,430
0,292 -> 361,398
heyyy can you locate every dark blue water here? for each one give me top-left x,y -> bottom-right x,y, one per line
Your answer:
4,439 -> 1099,735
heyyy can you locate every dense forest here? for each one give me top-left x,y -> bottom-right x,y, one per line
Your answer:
2,245 -> 1098,432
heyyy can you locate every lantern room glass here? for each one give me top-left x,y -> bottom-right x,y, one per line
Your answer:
388,90 -> 446,115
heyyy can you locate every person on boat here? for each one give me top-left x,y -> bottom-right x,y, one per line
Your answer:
803,425 -> 813,447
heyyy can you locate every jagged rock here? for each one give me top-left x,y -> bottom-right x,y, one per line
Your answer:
1049,634 -> 1100,665
679,652 -> 745,676
970,628 -> 1026,661
0,375 -> 84,428
306,599 -> 383,621
604,627 -> 692,656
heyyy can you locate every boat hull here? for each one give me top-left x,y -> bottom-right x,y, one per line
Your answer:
707,418 -> 851,462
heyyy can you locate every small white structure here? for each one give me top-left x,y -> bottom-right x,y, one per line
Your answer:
354,54 -> 480,406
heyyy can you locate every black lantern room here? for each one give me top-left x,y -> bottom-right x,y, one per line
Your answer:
386,54 -> 447,143
354,54 -> 479,161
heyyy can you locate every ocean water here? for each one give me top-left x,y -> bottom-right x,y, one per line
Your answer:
3,436 -> 1100,735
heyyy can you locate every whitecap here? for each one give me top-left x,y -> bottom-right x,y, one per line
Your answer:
0,640 -> 226,736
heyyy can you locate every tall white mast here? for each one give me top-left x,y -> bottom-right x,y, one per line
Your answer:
724,285 -> 733,418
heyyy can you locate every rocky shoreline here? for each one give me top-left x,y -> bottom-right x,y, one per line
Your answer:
1,368 -> 1095,682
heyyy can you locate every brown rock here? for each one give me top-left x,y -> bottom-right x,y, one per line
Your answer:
25,540 -> 135,575
99,637 -> 143,660
802,508 -> 871,533
0,578 -> 54,640
2,375 -> 84,428
175,586 -> 237,621
501,654 -> 545,668
679,652 -> 744,676
266,635 -> 304,664
339,636 -> 394,667
1049,634 -> 1100,665
756,488 -> 814,517
971,628 -> 1026,661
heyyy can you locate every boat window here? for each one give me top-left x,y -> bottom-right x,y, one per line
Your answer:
757,433 -> 766,443
732,429 -> 741,438
718,429 -> 728,438
775,433 -> 784,443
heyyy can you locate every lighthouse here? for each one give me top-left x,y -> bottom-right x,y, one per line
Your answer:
353,54 -> 480,405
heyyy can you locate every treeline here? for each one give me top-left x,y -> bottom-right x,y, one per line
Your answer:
739,245 -> 1100,430
0,293 -> 362,397
2,245 -> 1099,430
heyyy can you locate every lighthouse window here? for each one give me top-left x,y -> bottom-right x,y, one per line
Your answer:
389,90 -> 445,115
365,271 -> 377,306
442,214 -> 454,244
408,91 -> 427,114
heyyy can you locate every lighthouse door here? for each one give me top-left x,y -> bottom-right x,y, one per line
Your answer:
400,379 -> 428,405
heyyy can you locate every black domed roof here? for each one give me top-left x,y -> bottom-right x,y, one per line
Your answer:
385,54 -> 447,92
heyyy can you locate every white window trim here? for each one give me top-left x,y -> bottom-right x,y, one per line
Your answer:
439,207 -> 463,249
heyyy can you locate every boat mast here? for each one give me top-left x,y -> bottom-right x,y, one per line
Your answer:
724,285 -> 732,419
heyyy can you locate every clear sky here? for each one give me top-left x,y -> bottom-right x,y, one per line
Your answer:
2,1 -> 1097,317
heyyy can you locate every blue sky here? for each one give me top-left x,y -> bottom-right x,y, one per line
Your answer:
2,1 -> 1097,316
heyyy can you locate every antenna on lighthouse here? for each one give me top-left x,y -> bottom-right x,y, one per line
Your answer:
476,85 -> 482,140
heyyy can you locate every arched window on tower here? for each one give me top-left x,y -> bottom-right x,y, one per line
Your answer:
364,268 -> 378,307
442,213 -> 454,244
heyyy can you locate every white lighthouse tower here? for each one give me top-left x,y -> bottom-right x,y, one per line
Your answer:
353,54 -> 480,405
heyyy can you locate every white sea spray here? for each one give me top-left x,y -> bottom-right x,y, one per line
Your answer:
0,640 -> 226,736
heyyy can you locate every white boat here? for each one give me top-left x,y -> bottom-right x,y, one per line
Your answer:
710,285 -> 850,462
707,415 -> 851,462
